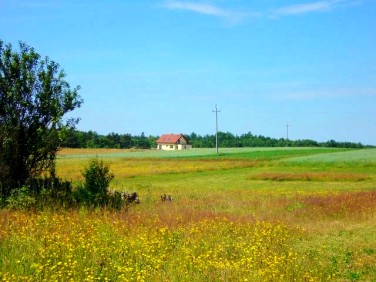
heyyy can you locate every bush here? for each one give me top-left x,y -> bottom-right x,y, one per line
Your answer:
36,187 -> 74,210
0,177 -> 75,210
22,177 -> 74,210
6,186 -> 36,210
0,158 -> 130,210
0,197 -> 5,208
74,158 -> 114,207
82,158 -> 114,196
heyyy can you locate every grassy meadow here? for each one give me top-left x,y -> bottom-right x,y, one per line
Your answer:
1,147 -> 376,281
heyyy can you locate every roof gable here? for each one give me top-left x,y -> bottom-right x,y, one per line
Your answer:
156,134 -> 188,144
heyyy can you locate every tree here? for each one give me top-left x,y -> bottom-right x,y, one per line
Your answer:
0,40 -> 83,196
75,158 -> 114,206
82,158 -> 114,197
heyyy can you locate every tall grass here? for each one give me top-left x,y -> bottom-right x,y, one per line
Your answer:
249,172 -> 371,182
1,189 -> 375,281
56,157 -> 258,185
1,148 -> 376,281
0,210 -> 307,281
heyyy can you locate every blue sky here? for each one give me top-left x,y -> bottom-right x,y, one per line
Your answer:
1,0 -> 375,144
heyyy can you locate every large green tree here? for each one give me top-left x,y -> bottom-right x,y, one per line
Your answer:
0,40 -> 83,196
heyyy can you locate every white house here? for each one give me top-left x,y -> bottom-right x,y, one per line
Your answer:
156,134 -> 192,150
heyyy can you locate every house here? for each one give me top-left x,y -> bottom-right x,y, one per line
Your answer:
156,134 -> 192,150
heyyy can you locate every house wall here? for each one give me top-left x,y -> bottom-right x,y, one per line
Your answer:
179,144 -> 192,150
178,137 -> 188,145
157,144 -> 192,150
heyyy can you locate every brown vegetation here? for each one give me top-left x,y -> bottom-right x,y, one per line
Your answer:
249,172 -> 371,182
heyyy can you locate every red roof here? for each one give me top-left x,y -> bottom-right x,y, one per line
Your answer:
156,134 -> 188,144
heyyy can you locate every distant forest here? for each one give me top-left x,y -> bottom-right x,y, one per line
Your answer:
61,130 -> 371,149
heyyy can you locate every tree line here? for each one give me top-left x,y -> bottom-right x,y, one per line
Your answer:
61,130 -> 370,149
62,130 -> 154,149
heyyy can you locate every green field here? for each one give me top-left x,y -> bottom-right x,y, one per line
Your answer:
1,147 -> 376,281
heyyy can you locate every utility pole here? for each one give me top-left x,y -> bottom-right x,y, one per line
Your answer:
286,123 -> 290,147
212,104 -> 220,154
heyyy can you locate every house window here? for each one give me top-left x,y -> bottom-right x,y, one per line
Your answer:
169,145 -> 173,149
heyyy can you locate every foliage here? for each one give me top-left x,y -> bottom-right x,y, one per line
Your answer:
74,158 -> 115,207
188,132 -> 368,149
0,40 -> 83,196
0,177 -> 75,210
61,129 -> 370,150
62,129 -> 155,149
82,158 -> 114,196
5,186 -> 36,210
32,177 -> 74,209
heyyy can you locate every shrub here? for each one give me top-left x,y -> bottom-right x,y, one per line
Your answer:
74,158 -> 114,207
29,177 -> 74,209
82,158 -> 114,196
6,186 -> 36,210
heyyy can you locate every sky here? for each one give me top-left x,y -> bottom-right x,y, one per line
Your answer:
1,0 -> 375,144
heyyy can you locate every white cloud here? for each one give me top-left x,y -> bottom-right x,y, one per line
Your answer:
164,1 -> 228,16
162,1 -> 254,22
274,2 -> 332,16
271,0 -> 358,17
162,0 -> 362,23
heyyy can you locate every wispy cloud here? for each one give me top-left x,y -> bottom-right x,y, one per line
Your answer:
274,2 -> 333,16
162,1 -> 254,23
271,0 -> 357,17
162,0 -> 362,23
164,1 -> 228,17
